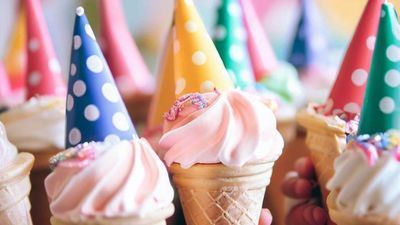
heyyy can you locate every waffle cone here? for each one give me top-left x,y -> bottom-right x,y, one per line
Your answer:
169,159 -> 274,225
50,204 -> 174,225
0,153 -> 35,225
21,147 -> 61,225
327,190 -> 400,225
297,110 -> 346,197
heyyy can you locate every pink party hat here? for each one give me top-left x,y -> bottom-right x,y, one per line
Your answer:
99,0 -> 154,98
239,0 -> 278,81
25,0 -> 66,99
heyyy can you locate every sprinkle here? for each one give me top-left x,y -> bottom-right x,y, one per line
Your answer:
347,130 -> 400,165
164,92 -> 209,121
49,142 -> 96,170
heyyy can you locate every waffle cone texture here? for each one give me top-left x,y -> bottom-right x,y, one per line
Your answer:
170,160 -> 275,225
297,110 -> 346,193
50,204 -> 174,225
327,190 -> 400,225
0,153 -> 35,225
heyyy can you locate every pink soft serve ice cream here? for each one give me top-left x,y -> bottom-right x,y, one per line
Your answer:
160,90 -> 284,168
45,139 -> 174,222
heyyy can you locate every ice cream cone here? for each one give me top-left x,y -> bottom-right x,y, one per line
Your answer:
169,159 -> 274,225
297,110 -> 346,201
327,190 -> 400,225
49,204 -> 175,225
0,153 -> 35,225
20,148 -> 59,225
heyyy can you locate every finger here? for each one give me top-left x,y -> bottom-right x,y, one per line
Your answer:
258,209 -> 273,225
286,203 -> 328,225
282,177 -> 314,199
294,157 -> 315,179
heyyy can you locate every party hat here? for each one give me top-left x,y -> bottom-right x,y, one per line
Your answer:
4,3 -> 27,93
288,0 -> 329,70
238,0 -> 277,81
147,29 -> 176,128
322,0 -> 383,120
213,0 -> 255,90
66,7 -> 137,148
173,0 -> 234,97
358,3 -> 400,135
25,0 -> 66,99
99,0 -> 154,97
0,62 -> 12,103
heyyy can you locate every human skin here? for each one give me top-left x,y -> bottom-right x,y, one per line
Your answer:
282,157 -> 328,225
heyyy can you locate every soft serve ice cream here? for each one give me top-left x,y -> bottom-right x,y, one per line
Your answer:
327,131 -> 400,219
160,90 -> 284,168
45,139 -> 174,221
0,122 -> 18,170
0,96 -> 65,151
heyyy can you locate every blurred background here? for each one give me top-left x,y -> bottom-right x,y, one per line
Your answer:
0,0 -> 397,78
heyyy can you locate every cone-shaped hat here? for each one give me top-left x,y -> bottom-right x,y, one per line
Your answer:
99,0 -> 154,97
323,0 -> 383,120
66,7 -> 137,148
173,0 -> 234,97
26,0 -> 66,99
213,0 -> 255,89
358,3 -> 400,135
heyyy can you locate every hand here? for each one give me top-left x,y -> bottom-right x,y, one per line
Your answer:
259,209 -> 273,225
282,157 -> 328,225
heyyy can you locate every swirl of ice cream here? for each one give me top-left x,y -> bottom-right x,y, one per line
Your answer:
160,90 -> 284,168
0,122 -> 18,170
327,131 -> 400,219
45,138 -> 174,221
0,96 -> 65,151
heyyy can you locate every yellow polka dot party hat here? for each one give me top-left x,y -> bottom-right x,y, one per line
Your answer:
147,0 -> 234,129
173,0 -> 234,97
4,2 -> 26,101
147,29 -> 176,128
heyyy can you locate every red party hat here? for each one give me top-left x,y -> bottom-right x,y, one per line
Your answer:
25,0 -> 66,99
99,0 -> 154,98
321,0 -> 383,120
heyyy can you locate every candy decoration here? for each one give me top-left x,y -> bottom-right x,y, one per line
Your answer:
238,0 -> 277,81
322,0 -> 383,120
147,29 -> 176,128
358,3 -> 400,135
213,0 -> 255,89
26,0 -> 66,99
4,3 -> 27,94
66,7 -> 137,148
99,0 -> 154,97
173,0 -> 234,97
288,0 -> 329,70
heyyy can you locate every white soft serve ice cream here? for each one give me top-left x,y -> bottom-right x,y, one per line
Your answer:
0,122 -> 18,170
0,96 -> 65,151
327,131 -> 400,219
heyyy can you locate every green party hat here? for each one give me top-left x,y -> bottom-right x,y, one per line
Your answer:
213,0 -> 256,89
358,2 -> 400,135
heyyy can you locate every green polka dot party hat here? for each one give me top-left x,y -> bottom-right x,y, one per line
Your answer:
213,0 -> 255,90
358,2 -> 400,135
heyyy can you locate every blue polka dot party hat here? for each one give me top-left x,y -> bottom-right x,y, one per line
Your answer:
288,0 -> 329,70
65,7 -> 137,148
358,2 -> 400,135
